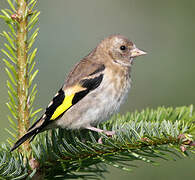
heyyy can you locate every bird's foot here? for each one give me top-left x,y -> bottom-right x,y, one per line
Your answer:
86,126 -> 115,144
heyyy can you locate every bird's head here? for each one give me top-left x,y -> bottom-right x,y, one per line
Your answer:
97,35 -> 147,67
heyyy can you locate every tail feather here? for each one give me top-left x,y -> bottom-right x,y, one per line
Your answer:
11,115 -> 50,152
10,128 -> 39,152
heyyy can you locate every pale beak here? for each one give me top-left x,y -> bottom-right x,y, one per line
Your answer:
131,48 -> 147,58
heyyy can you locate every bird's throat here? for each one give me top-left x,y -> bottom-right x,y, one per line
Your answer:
113,59 -> 131,67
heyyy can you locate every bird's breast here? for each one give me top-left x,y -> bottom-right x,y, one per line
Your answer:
87,68 -> 131,125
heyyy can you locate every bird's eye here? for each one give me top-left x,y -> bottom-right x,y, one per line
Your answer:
120,45 -> 126,51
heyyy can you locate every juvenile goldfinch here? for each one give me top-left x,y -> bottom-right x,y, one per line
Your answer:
11,34 -> 146,151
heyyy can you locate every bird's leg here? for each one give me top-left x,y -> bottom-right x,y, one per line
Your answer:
86,126 -> 115,143
86,126 -> 115,135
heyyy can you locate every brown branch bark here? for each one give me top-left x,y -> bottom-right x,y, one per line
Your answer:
16,0 -> 30,152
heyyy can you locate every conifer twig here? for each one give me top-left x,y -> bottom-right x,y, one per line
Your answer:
1,0 -> 41,153
16,0 -> 30,152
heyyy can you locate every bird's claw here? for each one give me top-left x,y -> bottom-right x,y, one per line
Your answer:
98,130 -> 115,144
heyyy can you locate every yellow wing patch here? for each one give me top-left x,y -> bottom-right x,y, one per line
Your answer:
50,85 -> 86,120
50,94 -> 74,120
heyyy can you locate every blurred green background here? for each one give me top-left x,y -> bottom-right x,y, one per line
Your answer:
0,0 -> 195,179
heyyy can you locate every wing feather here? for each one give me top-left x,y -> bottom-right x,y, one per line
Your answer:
50,73 -> 103,120
28,62 -> 105,131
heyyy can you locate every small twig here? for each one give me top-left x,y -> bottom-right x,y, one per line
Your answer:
16,0 -> 30,153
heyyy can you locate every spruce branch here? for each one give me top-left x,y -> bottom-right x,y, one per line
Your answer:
16,0 -> 30,153
0,106 -> 194,179
1,0 -> 41,153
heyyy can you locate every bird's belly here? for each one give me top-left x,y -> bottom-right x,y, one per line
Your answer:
89,88 -> 127,125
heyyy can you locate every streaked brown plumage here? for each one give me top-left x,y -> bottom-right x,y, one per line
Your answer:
11,34 -> 146,151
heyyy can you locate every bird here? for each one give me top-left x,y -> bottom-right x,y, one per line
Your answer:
11,34 -> 147,151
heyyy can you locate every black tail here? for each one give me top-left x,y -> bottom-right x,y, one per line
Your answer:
10,128 -> 39,152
